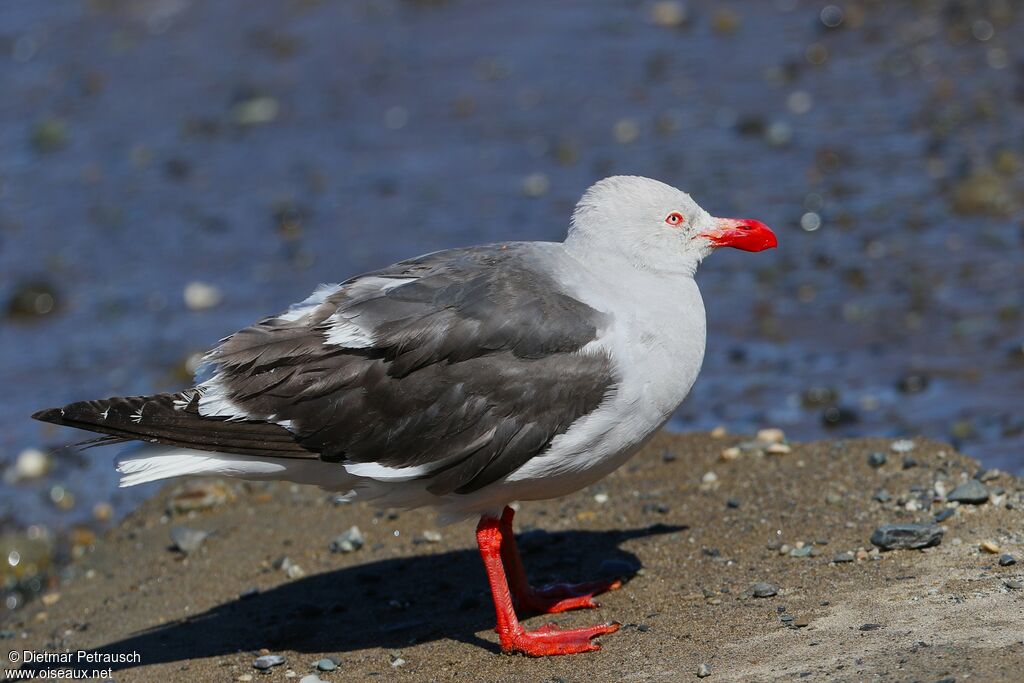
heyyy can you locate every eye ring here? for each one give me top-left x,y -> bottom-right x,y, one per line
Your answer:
665,211 -> 684,226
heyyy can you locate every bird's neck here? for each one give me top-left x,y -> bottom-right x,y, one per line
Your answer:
563,231 -> 701,278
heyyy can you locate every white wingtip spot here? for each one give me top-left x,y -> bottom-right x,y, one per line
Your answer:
325,313 -> 375,348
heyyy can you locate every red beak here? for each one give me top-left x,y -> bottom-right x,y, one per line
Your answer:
698,218 -> 777,252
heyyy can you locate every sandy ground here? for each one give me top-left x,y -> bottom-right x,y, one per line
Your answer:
3,432 -> 1022,682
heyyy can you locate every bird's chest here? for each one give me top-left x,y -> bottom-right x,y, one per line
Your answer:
607,279 -> 707,422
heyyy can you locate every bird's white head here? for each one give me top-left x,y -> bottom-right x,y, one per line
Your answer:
565,176 -> 776,275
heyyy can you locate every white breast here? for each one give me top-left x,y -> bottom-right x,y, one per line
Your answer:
444,252 -> 707,518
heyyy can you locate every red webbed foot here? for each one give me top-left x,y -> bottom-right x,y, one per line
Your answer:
515,577 -> 623,614
502,621 -> 622,656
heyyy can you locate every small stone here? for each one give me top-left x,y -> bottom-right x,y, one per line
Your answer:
594,492 -> 610,504
1004,579 -> 1023,590
183,281 -> 222,310
701,471 -> 718,484
40,593 -> 60,606
696,662 -> 712,677
315,658 -> 337,671
947,480 -> 989,504
231,96 -> 280,126
933,508 -> 955,522
286,563 -> 305,579
870,523 -> 943,551
7,449 -> 51,482
901,455 -> 918,470
710,426 -> 727,438
299,676 -> 323,683
859,623 -> 882,631
253,654 -> 286,670
169,526 -> 208,554
833,552 -> 854,563
650,1 -> 690,28
998,554 -> 1016,566
789,545 -> 812,558
765,443 -> 791,455
756,428 -> 785,444
867,452 -> 886,468
719,447 -> 741,461
890,440 -> 915,453
872,489 -> 891,503
726,498 -> 741,509
521,173 -> 550,198
421,530 -> 442,543
751,582 -> 778,598
980,540 -> 1000,554
792,616 -> 810,628
329,526 -> 364,553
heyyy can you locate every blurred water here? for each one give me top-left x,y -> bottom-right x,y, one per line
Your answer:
1,0 -> 1022,536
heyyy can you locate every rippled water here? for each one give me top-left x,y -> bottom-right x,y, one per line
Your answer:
1,0 -> 1022,536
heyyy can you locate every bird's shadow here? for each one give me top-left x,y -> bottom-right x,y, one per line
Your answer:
59,523 -> 683,671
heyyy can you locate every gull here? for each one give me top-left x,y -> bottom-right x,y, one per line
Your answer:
34,176 -> 776,656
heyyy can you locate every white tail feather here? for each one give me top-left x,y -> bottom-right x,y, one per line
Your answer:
115,446 -> 356,489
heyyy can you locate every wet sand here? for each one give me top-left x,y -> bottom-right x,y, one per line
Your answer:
3,432 -> 1022,682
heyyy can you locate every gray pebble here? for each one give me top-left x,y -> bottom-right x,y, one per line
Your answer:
751,582 -> 778,598
833,552 -> 854,563
872,489 -> 891,503
253,654 -> 286,670
330,526 -> 365,553
867,452 -> 886,468
998,554 -> 1016,567
789,545 -> 812,558
870,523 -> 944,551
1004,579 -> 1023,590
933,508 -> 956,522
316,657 -> 337,671
697,662 -> 712,677
300,676 -> 323,683
947,480 -> 989,504
169,526 -> 208,555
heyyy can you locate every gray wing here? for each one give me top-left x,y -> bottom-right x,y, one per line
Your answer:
198,243 -> 615,495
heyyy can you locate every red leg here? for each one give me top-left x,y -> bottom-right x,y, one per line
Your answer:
476,514 -> 620,656
498,506 -> 622,615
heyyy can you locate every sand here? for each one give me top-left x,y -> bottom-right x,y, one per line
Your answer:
3,433 -> 1022,682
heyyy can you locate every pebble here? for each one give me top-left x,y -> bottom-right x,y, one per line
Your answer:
7,281 -> 59,319
253,654 -> 286,670
789,545 -> 812,558
183,281 -> 222,310
315,658 -> 337,671
867,452 -> 886,468
1004,579 -> 1023,590
231,96 -> 279,126
947,480 -> 989,504
521,173 -> 549,198
719,447 -> 740,461
998,554 -> 1016,566
870,523 -> 943,551
299,676 -> 323,683
421,530 -> 442,543
933,508 -> 955,522
756,428 -> 785,444
649,1 -> 690,28
7,449 -> 51,482
872,489 -> 891,503
833,552 -> 854,563
766,443 -> 791,455
980,540 -> 1000,554
330,526 -> 364,553
696,662 -> 712,677
859,623 -> 883,631
169,526 -> 208,554
890,440 -> 915,453
594,492 -> 610,504
751,582 -> 778,598
901,455 -> 918,470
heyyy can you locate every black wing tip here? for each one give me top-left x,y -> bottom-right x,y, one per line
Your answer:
32,407 -> 65,424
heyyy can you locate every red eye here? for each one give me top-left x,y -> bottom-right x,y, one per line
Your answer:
665,212 -> 684,226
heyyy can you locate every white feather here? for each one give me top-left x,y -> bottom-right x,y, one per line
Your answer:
277,283 -> 342,322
